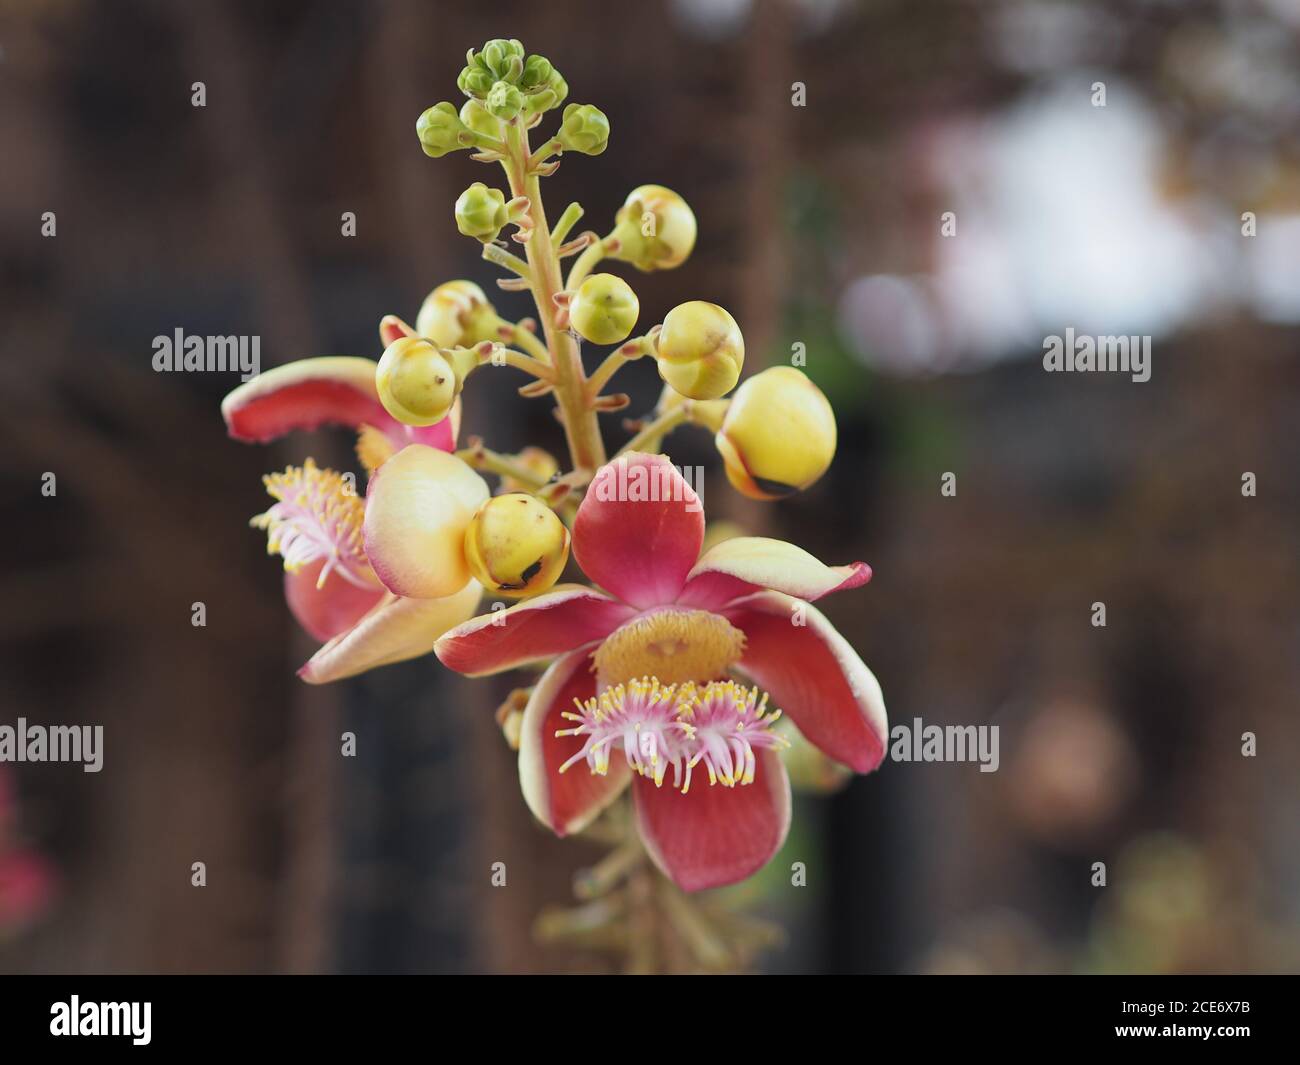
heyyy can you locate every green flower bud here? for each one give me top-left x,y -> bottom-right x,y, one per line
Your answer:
486,80 -> 525,121
480,38 -> 525,82
416,102 -> 468,158
463,493 -> 570,598
569,273 -> 640,345
416,281 -> 501,349
654,301 -> 744,401
457,39 -> 525,98
458,65 -> 495,99
546,70 -> 569,108
459,99 -> 502,139
375,336 -> 458,427
609,185 -> 697,272
715,366 -> 837,500
455,182 -> 509,243
520,54 -> 553,91
557,103 -> 609,155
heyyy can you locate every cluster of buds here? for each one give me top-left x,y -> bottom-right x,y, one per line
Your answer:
457,38 -> 568,121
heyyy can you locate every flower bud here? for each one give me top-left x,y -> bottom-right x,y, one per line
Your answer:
416,281 -> 501,349
459,99 -> 502,139
457,65 -> 495,99
375,336 -> 457,427
557,103 -> 609,155
715,366 -> 837,500
480,38 -> 525,81
545,70 -> 568,108
609,185 -> 697,272
519,54 -> 553,91
416,102 -> 469,158
486,80 -> 525,121
463,493 -> 570,598
455,182 -> 509,243
568,273 -> 639,345
653,301 -> 744,400
655,382 -> 729,432
459,39 -> 526,98
501,446 -> 559,494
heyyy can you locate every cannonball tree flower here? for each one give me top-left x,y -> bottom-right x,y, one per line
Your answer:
221,328 -> 484,684
435,453 -> 888,892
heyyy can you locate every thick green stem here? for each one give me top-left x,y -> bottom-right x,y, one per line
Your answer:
503,122 -> 607,474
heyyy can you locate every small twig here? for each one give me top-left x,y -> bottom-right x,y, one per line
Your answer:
482,242 -> 533,281
616,405 -> 688,457
550,201 -> 584,246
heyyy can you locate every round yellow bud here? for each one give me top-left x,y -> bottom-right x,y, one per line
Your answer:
654,301 -> 744,400
415,280 -> 501,349
715,366 -> 837,500
375,336 -> 457,426
501,446 -> 559,494
463,493 -> 570,598
610,185 -> 697,272
568,273 -> 639,345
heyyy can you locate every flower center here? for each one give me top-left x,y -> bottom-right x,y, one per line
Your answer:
251,458 -> 376,590
556,677 -> 690,787
556,677 -> 787,792
675,680 -> 788,791
593,608 -> 746,686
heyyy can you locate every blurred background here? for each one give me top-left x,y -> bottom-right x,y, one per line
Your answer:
1,0 -> 1298,973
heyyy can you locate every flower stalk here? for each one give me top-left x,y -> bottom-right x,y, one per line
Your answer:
501,120 -> 607,474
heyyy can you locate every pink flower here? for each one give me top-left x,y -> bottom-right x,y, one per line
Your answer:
435,453 -> 888,892
221,322 -> 484,683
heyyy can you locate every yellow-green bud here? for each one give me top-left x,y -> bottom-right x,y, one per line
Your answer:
715,366 -> 837,500
459,99 -> 502,139
557,103 -> 609,155
416,102 -> 468,158
655,382 -> 730,432
568,273 -> 639,345
609,185 -> 697,272
375,336 -> 457,427
455,182 -> 509,243
654,301 -> 744,400
501,446 -> 559,494
463,493 -> 570,598
416,281 -> 501,349
519,54 -> 554,91
486,80 -> 525,121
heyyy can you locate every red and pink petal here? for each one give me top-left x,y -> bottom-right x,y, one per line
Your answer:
282,559 -> 385,643
221,355 -> 458,452
435,585 -> 634,677
572,452 -> 705,610
633,748 -> 791,893
298,579 -> 482,684
519,648 -> 631,836
724,591 -> 888,774
677,536 -> 871,611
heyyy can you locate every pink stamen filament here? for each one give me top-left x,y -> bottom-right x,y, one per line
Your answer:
556,677 -> 788,793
